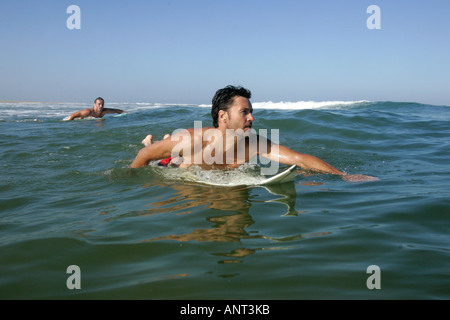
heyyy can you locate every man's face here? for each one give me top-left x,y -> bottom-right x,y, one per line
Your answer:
225,96 -> 254,132
93,99 -> 104,112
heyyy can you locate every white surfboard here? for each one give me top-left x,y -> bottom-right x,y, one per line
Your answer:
180,165 -> 297,187
259,165 -> 297,185
62,116 -> 105,121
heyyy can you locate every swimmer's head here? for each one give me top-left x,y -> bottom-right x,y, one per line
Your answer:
93,97 -> 104,112
211,85 -> 251,128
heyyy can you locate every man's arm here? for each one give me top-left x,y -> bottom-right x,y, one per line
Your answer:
266,144 -> 345,174
103,108 -> 124,115
261,141 -> 378,182
130,140 -> 173,168
66,109 -> 90,120
129,132 -> 189,168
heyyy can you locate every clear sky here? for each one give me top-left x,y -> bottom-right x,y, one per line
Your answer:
1,0 -> 449,105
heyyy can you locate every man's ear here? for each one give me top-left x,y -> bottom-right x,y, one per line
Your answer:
218,110 -> 227,124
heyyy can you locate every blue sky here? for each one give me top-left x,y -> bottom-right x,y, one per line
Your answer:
1,0 -> 449,105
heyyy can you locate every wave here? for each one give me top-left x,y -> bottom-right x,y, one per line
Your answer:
2,100 -> 446,122
198,100 -> 369,110
253,100 -> 370,110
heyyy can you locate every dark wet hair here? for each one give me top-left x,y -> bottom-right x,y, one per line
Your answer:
211,85 -> 251,128
94,97 -> 104,103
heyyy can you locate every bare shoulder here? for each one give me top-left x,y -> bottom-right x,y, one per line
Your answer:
78,108 -> 92,115
70,108 -> 91,118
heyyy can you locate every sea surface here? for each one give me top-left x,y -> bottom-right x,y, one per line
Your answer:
0,100 -> 449,300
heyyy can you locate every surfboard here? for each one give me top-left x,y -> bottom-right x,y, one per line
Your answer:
179,165 -> 297,187
62,113 -> 127,121
62,116 -> 105,121
259,165 -> 297,185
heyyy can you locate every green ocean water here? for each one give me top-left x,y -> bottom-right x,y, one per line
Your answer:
0,100 -> 449,299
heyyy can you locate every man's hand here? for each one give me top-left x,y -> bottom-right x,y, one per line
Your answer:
342,174 -> 379,182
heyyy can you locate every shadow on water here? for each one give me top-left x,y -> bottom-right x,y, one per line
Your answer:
132,180 -> 304,266
138,181 -> 299,243
105,165 -> 304,232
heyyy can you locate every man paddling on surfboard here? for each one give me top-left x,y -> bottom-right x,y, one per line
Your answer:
130,86 -> 377,182
65,97 -> 124,120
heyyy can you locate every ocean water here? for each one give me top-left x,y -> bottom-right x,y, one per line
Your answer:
0,100 -> 449,300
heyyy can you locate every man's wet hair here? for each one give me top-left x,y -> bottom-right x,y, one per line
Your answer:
211,85 -> 251,128
94,97 -> 104,103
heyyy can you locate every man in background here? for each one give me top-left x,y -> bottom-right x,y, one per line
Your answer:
65,97 -> 124,120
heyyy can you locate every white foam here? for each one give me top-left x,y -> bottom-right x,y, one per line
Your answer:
152,163 -> 267,186
0,100 -> 370,121
0,102 -> 90,120
198,100 -> 369,110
